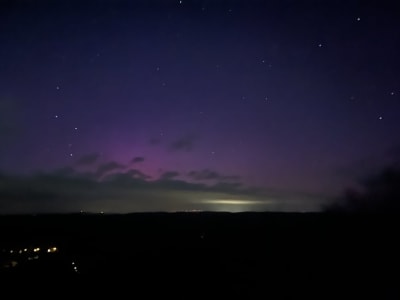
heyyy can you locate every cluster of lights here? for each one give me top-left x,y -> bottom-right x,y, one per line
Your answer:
2,247 -> 56,269
5,246 -> 58,255
47,247 -> 58,253
2,246 -> 81,275
72,261 -> 79,273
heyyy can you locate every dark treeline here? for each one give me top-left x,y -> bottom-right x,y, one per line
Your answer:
326,166 -> 400,213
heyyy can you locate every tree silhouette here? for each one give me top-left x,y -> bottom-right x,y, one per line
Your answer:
326,167 -> 400,213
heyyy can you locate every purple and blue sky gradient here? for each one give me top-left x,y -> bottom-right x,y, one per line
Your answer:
1,0 -> 400,213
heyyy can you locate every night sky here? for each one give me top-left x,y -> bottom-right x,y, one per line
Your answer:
1,0 -> 400,213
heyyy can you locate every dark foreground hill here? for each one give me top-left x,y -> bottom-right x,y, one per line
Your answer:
0,212 -> 399,299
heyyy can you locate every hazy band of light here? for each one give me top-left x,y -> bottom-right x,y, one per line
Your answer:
201,199 -> 270,205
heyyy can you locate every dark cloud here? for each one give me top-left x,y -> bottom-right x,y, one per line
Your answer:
127,169 -> 151,180
0,169 -> 323,214
0,169 -> 267,213
334,148 -> 400,183
188,169 -> 240,181
104,169 -> 151,182
170,135 -> 197,152
211,181 -> 242,192
334,157 -> 379,181
76,153 -> 99,166
96,161 -> 125,177
160,171 -> 180,180
188,169 -> 218,180
131,156 -> 145,164
0,171 -> 95,213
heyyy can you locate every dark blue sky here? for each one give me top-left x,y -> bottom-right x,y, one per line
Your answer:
1,0 -> 399,213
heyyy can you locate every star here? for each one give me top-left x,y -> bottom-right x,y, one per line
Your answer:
56,86 -> 60,90
54,115 -> 59,119
318,43 -> 323,48
390,91 -> 395,96
356,17 -> 361,21
378,116 -> 383,120
74,127 -> 78,130
69,153 -> 73,157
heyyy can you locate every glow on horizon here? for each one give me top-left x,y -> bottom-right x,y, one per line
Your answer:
202,199 -> 270,205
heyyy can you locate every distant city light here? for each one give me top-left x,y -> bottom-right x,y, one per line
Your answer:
202,199 -> 267,205
47,247 -> 58,253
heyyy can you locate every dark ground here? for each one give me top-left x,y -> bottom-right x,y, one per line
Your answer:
0,212 -> 399,299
